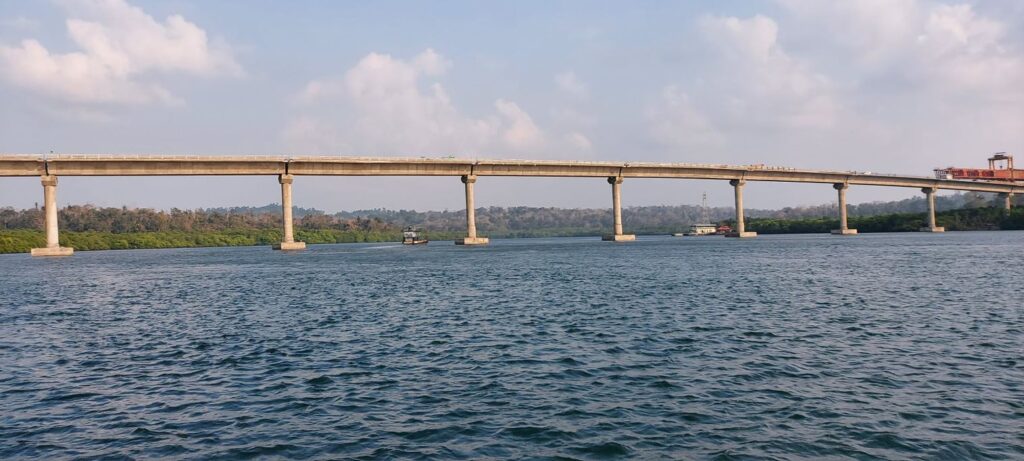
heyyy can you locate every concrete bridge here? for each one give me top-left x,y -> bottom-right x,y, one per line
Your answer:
1,155 -> 1020,256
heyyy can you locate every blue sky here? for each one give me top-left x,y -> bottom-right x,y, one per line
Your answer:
1,0 -> 1022,212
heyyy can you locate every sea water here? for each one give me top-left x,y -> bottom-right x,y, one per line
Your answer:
1,233 -> 1022,459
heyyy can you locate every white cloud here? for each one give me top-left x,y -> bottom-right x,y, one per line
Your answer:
762,0 -> 1024,171
696,14 -> 840,129
918,4 -> 1023,96
777,0 -> 921,67
495,99 -> 543,149
287,49 -> 556,156
282,116 -> 348,154
778,0 -> 1024,98
547,71 -> 596,154
646,85 -> 723,149
565,132 -> 592,151
554,71 -> 588,98
648,13 -> 841,154
0,0 -> 240,106
411,48 -> 451,76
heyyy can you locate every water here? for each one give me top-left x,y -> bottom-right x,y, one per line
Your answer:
1,233 -> 1022,460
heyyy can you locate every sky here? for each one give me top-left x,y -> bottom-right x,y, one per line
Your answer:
1,0 -> 1022,212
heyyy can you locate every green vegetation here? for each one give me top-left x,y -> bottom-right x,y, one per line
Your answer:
0,228 -> 464,254
742,207 -> 1024,234
2,194 -> 1022,254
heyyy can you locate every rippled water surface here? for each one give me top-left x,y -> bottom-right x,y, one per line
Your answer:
2,233 -> 1023,459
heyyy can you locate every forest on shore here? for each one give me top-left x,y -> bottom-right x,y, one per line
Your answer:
1,192 -> 1021,253
742,207 -> 1024,234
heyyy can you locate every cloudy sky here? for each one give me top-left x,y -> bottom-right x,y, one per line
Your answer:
1,0 -> 1022,212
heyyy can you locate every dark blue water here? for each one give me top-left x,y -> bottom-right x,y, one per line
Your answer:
2,233 -> 1022,460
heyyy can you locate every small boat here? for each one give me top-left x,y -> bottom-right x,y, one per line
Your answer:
673,192 -> 722,236
402,226 -> 428,245
683,223 -> 718,236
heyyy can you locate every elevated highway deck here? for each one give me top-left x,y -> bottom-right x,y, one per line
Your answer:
1,154 -> 1019,256
1,154 -> 1021,194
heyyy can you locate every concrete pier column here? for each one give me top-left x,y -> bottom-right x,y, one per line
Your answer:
999,193 -> 1013,211
272,174 -> 306,250
726,179 -> 756,238
602,177 -> 635,242
456,175 -> 488,245
831,183 -> 858,235
920,187 -> 945,233
30,175 -> 73,257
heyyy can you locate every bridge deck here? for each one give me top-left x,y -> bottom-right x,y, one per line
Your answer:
0,155 -> 1020,194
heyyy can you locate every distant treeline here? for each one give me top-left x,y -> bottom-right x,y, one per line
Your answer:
741,207 -> 1024,234
2,191 -> 1014,235
1,191 -> 1020,253
0,228 -> 465,254
334,191 -> 1019,231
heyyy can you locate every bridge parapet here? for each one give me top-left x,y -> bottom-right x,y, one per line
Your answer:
0,155 -> 1020,195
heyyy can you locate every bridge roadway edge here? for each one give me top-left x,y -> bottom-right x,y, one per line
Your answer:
0,155 -> 1020,194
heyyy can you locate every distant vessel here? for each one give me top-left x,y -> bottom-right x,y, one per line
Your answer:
673,193 -> 719,236
402,227 -> 428,245
682,223 -> 718,236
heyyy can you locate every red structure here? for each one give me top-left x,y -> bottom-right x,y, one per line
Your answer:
934,153 -> 1024,182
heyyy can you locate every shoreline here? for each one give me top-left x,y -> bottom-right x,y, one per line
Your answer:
3,226 -> 1022,255
2,206 -> 1021,254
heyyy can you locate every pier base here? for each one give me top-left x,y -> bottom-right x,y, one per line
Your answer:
30,247 -> 74,257
919,227 -> 945,233
272,241 -> 307,250
602,234 -> 636,242
831,229 -> 858,235
725,232 -> 757,238
455,237 -> 489,245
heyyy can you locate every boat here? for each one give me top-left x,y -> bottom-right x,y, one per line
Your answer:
683,223 -> 718,236
401,226 -> 428,245
673,193 -> 721,236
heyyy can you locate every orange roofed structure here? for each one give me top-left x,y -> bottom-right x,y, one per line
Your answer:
935,153 -> 1024,182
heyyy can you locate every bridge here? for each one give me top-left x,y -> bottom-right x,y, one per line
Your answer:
2,155 -> 1020,256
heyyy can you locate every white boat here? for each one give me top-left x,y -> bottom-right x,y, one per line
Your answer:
682,223 -> 718,236
673,193 -> 720,236
402,227 -> 428,245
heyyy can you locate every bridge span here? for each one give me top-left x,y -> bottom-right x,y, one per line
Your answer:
1,155 -> 1020,256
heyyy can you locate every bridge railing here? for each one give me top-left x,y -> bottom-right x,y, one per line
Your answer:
0,153 -> 985,181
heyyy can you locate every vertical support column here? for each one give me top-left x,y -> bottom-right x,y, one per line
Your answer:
273,174 -> 306,250
456,175 -> 488,245
31,175 -> 73,256
919,187 -> 945,233
999,193 -> 1013,211
726,179 -> 756,238
831,183 -> 858,235
602,177 -> 635,241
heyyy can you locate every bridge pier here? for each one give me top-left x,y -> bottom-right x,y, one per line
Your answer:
726,179 -> 756,238
919,187 -> 945,232
831,183 -> 858,235
999,192 -> 1013,211
602,177 -> 635,242
30,175 -> 73,257
456,175 -> 488,245
272,174 -> 306,250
